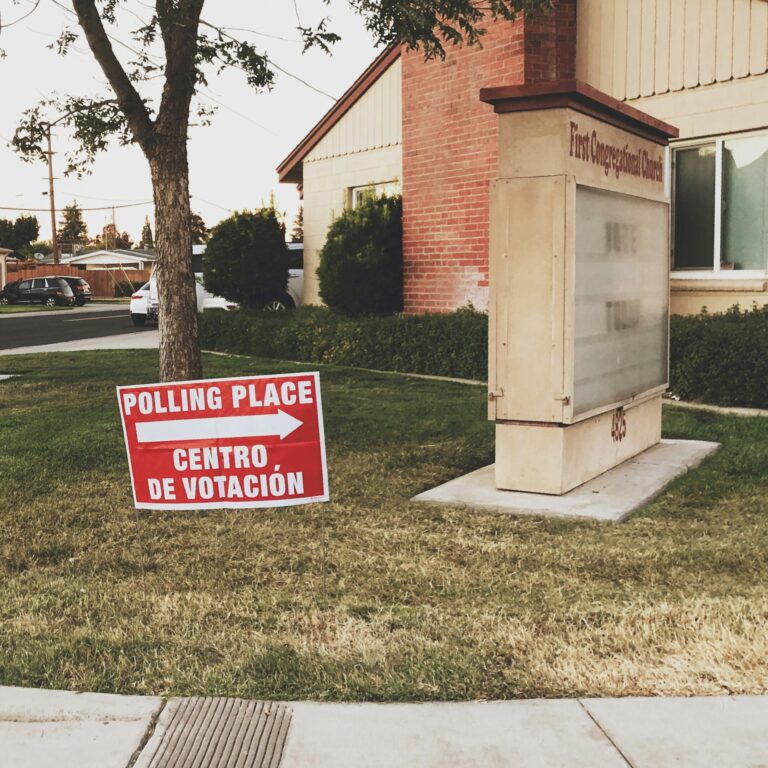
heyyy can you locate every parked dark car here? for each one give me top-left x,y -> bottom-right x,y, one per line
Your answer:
0,277 -> 75,306
58,276 -> 92,305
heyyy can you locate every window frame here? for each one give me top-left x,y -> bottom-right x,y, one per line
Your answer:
348,180 -> 400,209
671,129 -> 768,280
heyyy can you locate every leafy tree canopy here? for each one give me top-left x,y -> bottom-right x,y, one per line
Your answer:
7,0 -> 552,381
290,206 -> 304,244
203,207 -> 289,309
0,215 -> 40,256
10,0 -> 553,176
140,217 -> 154,249
58,202 -> 89,246
190,212 -> 208,245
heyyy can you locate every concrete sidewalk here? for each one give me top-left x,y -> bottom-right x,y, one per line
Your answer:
0,329 -> 158,356
1,686 -> 767,768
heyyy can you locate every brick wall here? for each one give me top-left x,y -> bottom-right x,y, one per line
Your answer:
401,1 -> 576,314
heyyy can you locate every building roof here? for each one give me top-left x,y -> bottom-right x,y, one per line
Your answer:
39,249 -> 157,265
66,249 -> 157,264
276,45 -> 401,185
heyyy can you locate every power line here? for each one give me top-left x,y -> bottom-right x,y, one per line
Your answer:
196,90 -> 279,136
0,0 -> 41,31
190,196 -> 234,213
0,201 -> 153,212
57,190 -> 153,203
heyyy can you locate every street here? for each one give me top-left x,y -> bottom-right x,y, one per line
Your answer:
0,305 -> 152,351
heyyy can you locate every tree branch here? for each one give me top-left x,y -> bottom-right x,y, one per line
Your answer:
155,0 -> 205,141
71,0 -> 155,153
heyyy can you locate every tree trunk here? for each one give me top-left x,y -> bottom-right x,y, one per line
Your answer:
150,137 -> 202,382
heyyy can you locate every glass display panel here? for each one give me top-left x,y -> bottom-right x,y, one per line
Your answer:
574,186 -> 669,417
722,136 -> 768,271
673,145 -> 715,269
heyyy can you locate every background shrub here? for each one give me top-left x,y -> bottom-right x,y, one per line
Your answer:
669,305 -> 768,407
203,208 -> 288,309
317,195 -> 403,316
200,306 -> 487,381
200,304 -> 768,408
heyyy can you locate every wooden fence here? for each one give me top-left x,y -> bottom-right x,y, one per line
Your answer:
6,264 -> 151,298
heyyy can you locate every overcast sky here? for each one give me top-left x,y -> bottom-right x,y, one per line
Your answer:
0,0 -> 380,245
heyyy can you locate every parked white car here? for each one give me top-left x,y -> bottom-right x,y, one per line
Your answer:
285,242 -> 304,309
257,244 -> 305,310
130,245 -> 304,325
129,278 -> 237,326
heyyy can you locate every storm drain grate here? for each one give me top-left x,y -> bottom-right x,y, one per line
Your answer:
142,697 -> 292,768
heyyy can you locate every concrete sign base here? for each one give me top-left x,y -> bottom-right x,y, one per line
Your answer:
412,439 -> 719,523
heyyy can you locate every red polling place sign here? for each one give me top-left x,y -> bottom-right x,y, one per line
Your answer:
117,373 -> 329,510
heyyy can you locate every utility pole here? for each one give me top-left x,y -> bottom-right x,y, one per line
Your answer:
45,125 -> 59,264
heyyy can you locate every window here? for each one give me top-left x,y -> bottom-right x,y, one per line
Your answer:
349,180 -> 400,208
287,244 -> 303,270
672,134 -> 768,274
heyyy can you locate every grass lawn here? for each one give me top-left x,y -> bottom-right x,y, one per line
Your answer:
0,350 -> 766,701
0,304 -> 73,314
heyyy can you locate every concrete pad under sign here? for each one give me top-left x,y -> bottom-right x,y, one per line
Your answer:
412,439 -> 719,522
0,685 -> 162,768
281,701 -> 628,768
583,696 -> 768,768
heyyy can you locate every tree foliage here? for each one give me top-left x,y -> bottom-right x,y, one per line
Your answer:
7,0 -> 553,380
24,240 -> 54,259
140,217 -> 154,249
190,212 -> 208,244
290,206 -> 304,244
58,203 -> 89,246
203,208 -> 289,309
10,0 -> 553,176
0,215 -> 40,256
318,194 -> 403,316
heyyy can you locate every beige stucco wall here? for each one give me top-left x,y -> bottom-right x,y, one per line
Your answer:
302,58 -> 402,305
577,0 -> 768,314
669,279 -> 768,314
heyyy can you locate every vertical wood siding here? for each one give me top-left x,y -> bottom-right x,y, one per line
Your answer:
306,58 -> 402,162
577,0 -> 768,100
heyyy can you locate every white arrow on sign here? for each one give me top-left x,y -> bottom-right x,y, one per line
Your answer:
135,409 -> 303,444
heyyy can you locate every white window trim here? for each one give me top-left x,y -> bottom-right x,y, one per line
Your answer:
348,180 -> 400,209
671,130 -> 768,280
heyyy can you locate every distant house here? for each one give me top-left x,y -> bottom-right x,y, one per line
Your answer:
42,249 -> 157,271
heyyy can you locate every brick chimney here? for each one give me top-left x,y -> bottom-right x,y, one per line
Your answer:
401,1 -> 577,313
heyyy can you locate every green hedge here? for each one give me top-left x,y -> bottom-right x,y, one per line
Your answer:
669,305 -> 768,408
200,304 -> 768,408
199,306 -> 488,381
